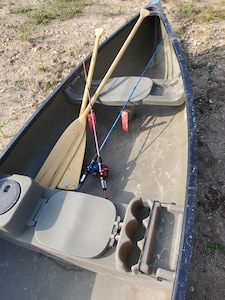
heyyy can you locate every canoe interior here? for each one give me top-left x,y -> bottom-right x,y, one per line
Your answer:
0,16 -> 184,181
0,6 -> 193,300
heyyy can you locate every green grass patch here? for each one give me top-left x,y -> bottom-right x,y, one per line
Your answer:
30,9 -> 54,25
51,0 -> 86,21
10,0 -> 90,25
197,6 -> 225,22
210,8 -> 225,21
45,81 -> 53,90
207,241 -> 225,255
177,3 -> 225,22
16,23 -> 34,41
177,3 -> 199,20
13,6 -> 33,14
203,7 -> 214,22
0,124 -> 5,138
5,23 -> 34,41
102,7 -> 124,18
38,63 -> 46,72
14,79 -> 25,90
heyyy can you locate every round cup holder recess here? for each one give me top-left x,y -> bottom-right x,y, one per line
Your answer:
0,179 -> 21,215
130,200 -> 150,221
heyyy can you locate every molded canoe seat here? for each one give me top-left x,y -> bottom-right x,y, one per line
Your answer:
99,76 -> 153,106
64,76 -> 152,105
65,76 -> 184,107
143,77 -> 185,106
35,191 -> 116,258
99,77 -> 184,106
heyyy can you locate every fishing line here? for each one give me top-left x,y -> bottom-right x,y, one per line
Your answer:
76,34 -> 166,191
77,25 -> 108,198
100,39 -> 163,151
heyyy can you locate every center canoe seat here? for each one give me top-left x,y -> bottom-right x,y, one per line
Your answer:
65,76 -> 184,107
35,191 -> 117,258
64,76 -> 152,106
99,76 -> 153,106
99,76 -> 184,106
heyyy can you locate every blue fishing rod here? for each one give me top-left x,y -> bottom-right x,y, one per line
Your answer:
76,36 -> 165,192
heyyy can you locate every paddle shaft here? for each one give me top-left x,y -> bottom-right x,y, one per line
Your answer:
79,28 -> 103,116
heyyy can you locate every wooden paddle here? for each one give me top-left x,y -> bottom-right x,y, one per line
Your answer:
57,28 -> 103,189
35,8 -> 150,189
79,28 -> 104,116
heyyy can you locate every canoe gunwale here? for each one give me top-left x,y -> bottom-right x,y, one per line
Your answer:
157,3 -> 198,300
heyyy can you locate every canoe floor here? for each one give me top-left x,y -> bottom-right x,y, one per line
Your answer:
0,101 -> 187,300
80,103 -> 187,206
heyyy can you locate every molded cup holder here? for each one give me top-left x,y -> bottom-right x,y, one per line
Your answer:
116,198 -> 150,272
116,198 -> 184,280
125,219 -> 146,244
130,200 -> 150,223
125,219 -> 138,239
117,240 -> 141,272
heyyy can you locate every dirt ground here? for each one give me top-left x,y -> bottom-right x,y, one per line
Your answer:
0,0 -> 225,299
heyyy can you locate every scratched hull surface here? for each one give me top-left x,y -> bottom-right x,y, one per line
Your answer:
0,1 -> 197,299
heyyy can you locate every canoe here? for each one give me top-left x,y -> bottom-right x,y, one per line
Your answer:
0,1 -> 197,299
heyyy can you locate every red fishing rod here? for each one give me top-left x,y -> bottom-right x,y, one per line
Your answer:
76,37 -> 165,192
79,29 -> 108,199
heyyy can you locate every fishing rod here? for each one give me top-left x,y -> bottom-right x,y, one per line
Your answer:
75,35 -> 165,192
82,62 -> 108,199
76,27 -> 108,198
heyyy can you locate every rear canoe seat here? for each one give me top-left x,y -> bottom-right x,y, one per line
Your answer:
35,192 -> 184,280
0,174 -> 184,281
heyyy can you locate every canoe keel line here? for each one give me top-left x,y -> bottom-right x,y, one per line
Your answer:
0,1 -> 197,300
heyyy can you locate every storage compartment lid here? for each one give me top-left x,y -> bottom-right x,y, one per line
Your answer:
35,191 -> 116,258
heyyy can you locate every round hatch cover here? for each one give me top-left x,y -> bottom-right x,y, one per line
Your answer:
0,179 -> 21,215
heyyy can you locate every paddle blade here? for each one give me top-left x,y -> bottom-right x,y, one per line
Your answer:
57,28 -> 104,190
35,116 -> 86,188
57,136 -> 86,190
